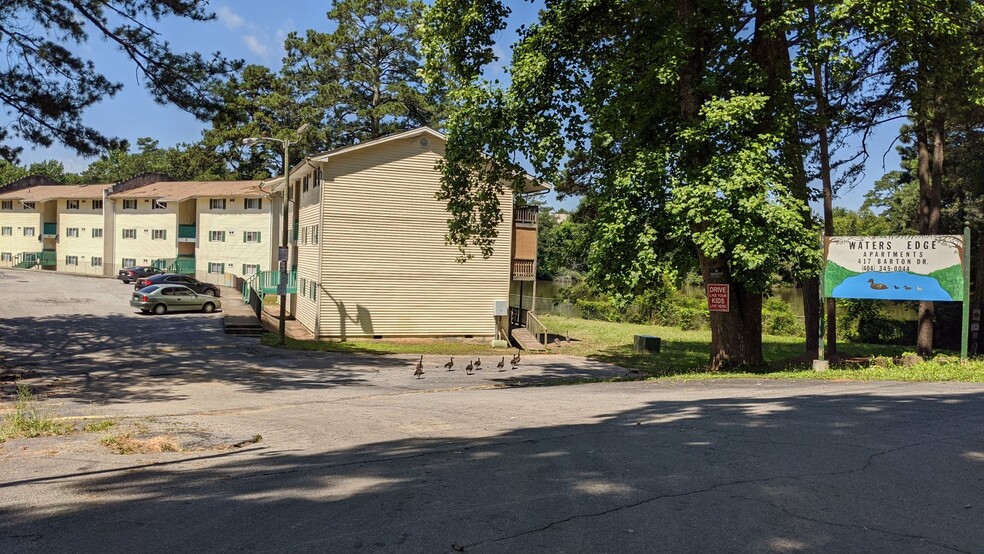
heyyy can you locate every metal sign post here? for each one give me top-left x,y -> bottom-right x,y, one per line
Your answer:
961,226 -> 971,360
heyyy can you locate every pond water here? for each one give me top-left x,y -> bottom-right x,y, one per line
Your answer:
831,272 -> 951,301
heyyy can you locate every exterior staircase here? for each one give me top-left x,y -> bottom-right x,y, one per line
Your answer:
511,326 -> 546,352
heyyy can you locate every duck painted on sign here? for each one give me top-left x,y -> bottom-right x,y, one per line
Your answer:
867,278 -> 889,290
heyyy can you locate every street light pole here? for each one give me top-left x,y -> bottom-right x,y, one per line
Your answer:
243,123 -> 310,346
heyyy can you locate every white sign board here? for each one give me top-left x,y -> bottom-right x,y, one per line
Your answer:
494,300 -> 508,316
824,235 -> 964,301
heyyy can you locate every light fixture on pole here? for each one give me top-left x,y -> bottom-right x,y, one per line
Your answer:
242,123 -> 311,346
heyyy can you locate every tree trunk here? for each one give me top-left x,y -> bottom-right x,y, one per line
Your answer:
752,0 -> 818,359
808,4 -> 838,356
975,237 -> 984,355
699,253 -> 764,370
915,117 -> 934,355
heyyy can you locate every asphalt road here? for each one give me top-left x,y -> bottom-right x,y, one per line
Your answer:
1,269 -> 983,553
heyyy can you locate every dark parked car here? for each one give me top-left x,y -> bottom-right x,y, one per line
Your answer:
130,284 -> 221,315
133,273 -> 220,297
117,266 -> 164,284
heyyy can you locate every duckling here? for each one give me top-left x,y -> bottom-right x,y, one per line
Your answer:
474,357 -> 482,370
867,278 -> 889,290
496,356 -> 505,371
465,360 -> 474,375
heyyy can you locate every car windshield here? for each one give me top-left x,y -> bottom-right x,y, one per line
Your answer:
138,285 -> 160,293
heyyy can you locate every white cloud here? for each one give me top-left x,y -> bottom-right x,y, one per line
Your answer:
242,35 -> 270,58
216,6 -> 245,30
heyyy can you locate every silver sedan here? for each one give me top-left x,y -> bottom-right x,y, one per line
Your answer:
130,284 -> 222,315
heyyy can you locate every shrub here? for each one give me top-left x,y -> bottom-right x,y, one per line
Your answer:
762,297 -> 803,336
671,295 -> 709,330
575,298 -> 620,322
839,299 -> 915,345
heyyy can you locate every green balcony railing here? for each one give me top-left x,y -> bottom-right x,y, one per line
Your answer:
151,257 -> 196,275
242,270 -> 297,305
42,222 -> 57,236
178,224 -> 197,240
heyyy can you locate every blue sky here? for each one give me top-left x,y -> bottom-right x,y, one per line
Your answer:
14,1 -> 901,211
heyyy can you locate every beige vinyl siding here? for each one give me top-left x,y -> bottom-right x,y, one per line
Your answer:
113,200 -> 177,267
57,199 -> 105,275
195,198 -> 274,278
317,137 -> 513,338
294,196 -> 321,333
0,209 -> 42,266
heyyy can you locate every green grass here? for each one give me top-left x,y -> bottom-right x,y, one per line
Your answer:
260,313 -> 983,382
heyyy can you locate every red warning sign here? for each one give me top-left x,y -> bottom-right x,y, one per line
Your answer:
707,284 -> 730,312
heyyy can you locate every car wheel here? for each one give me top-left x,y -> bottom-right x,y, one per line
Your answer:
152,303 -> 167,315
203,289 -> 216,297
122,279 -> 130,284
202,302 -> 216,314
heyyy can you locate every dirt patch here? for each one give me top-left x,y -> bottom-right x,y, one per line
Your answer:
102,432 -> 181,454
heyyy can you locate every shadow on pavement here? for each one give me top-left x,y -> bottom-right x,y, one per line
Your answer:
1,390 -> 982,552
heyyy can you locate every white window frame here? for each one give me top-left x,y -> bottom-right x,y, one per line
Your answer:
244,198 -> 262,210
244,231 -> 261,243
313,225 -> 319,245
122,229 -> 136,239
208,262 -> 225,274
122,258 -> 136,267
152,229 -> 167,240
1,252 -> 11,262
123,199 -> 137,210
92,228 -> 103,238
210,199 -> 226,210
242,264 -> 260,276
65,255 -> 79,266
1,226 -> 11,236
23,202 -> 35,210
66,200 -> 80,210
92,199 -> 103,210
66,227 -> 79,238
23,227 -> 35,236
1,200 -> 12,210
92,257 -> 102,267
209,230 -> 226,242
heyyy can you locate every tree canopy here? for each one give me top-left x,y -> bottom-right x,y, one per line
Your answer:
0,0 -> 241,162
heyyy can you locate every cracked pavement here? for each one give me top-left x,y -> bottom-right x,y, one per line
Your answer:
2,270 -> 984,553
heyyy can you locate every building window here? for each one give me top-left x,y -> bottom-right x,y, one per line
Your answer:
210,199 -> 226,210
152,229 -> 167,240
242,264 -> 260,276
312,225 -> 319,245
92,228 -> 103,238
1,227 -> 11,236
66,228 -> 79,238
123,199 -> 137,210
303,175 -> 309,192
152,200 -> 167,210
92,199 -> 103,210
122,229 -> 136,239
310,282 -> 317,301
92,257 -> 102,267
23,202 -> 35,210
209,231 -> 226,242
1,200 -> 12,210
1,252 -> 11,262
245,198 -> 262,210
23,227 -> 35,236
314,167 -> 322,188
243,231 -> 261,243
208,262 -> 225,274
67,200 -> 80,210
65,255 -> 79,266
122,258 -> 136,267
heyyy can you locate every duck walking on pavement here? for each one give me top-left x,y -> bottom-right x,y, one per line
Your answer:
465,360 -> 474,375
444,357 -> 455,371
414,356 -> 425,379
510,350 -> 521,369
496,356 -> 505,371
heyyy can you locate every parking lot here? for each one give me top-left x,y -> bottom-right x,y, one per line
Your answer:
2,269 -> 984,553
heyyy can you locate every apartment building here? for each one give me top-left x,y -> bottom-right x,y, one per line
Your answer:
0,178 -> 112,272
107,179 -> 277,278
261,127 -> 547,340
